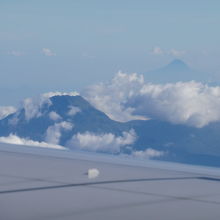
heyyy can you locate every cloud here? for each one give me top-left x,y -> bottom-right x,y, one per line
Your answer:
168,49 -> 186,57
42,91 -> 79,98
0,134 -> 65,150
132,148 -> 164,159
83,72 -> 220,127
129,81 -> 220,127
67,130 -> 136,153
151,47 -> 186,57
151,46 -> 164,55
8,51 -> 23,56
83,71 -> 148,122
42,48 -> 56,56
22,96 -> 51,120
49,111 -> 62,121
22,91 -> 79,121
0,106 -> 16,119
67,106 -> 81,116
45,121 -> 73,144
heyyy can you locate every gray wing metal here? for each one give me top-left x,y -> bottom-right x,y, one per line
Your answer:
0,143 -> 220,220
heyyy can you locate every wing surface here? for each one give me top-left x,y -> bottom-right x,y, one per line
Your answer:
0,143 -> 220,220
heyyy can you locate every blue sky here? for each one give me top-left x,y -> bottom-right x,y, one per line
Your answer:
1,0 -> 220,105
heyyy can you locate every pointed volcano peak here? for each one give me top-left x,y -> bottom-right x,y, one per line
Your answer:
166,59 -> 190,71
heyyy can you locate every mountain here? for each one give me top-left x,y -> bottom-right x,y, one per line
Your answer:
144,59 -> 209,83
0,95 -> 131,148
129,119 -> 220,167
1,94 -> 220,166
159,59 -> 190,72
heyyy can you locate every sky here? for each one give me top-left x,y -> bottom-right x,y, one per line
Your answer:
1,0 -> 220,105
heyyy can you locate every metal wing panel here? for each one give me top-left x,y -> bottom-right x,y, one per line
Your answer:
0,143 -> 220,220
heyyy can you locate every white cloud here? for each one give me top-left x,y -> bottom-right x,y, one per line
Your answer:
49,111 -> 62,121
83,72 -> 220,128
130,81 -> 220,127
42,48 -> 56,56
151,46 -> 164,55
67,106 -> 81,116
67,130 -> 136,153
22,96 -> 51,120
8,51 -> 23,56
22,91 -> 79,121
42,91 -> 79,98
83,71 -> 148,122
0,134 -> 65,150
151,47 -> 186,57
132,148 -> 164,159
45,121 -> 73,144
0,106 -> 16,119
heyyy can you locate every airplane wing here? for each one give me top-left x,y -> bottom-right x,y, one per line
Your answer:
0,143 -> 220,220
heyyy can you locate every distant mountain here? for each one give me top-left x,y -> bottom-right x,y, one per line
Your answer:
1,94 -> 220,166
159,59 -> 190,72
129,119 -> 220,167
144,59 -> 209,83
0,95 -> 131,147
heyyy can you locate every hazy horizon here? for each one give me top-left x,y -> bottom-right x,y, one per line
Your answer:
1,0 -> 220,105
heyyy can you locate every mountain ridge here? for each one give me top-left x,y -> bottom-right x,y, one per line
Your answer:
1,94 -> 220,166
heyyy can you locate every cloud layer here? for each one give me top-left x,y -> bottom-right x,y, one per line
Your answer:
0,134 -> 65,150
83,72 -> 220,127
67,130 -> 136,153
132,148 -> 164,159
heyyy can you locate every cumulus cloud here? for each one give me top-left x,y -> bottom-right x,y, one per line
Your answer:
45,121 -> 73,144
83,72 -> 220,127
0,106 -> 16,119
132,148 -> 164,159
67,130 -> 136,153
83,71 -> 148,122
0,134 -> 65,150
49,111 -> 62,121
67,106 -> 81,116
42,48 -> 56,56
129,81 -> 220,127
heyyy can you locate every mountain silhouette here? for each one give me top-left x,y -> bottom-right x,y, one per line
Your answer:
144,59 -> 208,83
